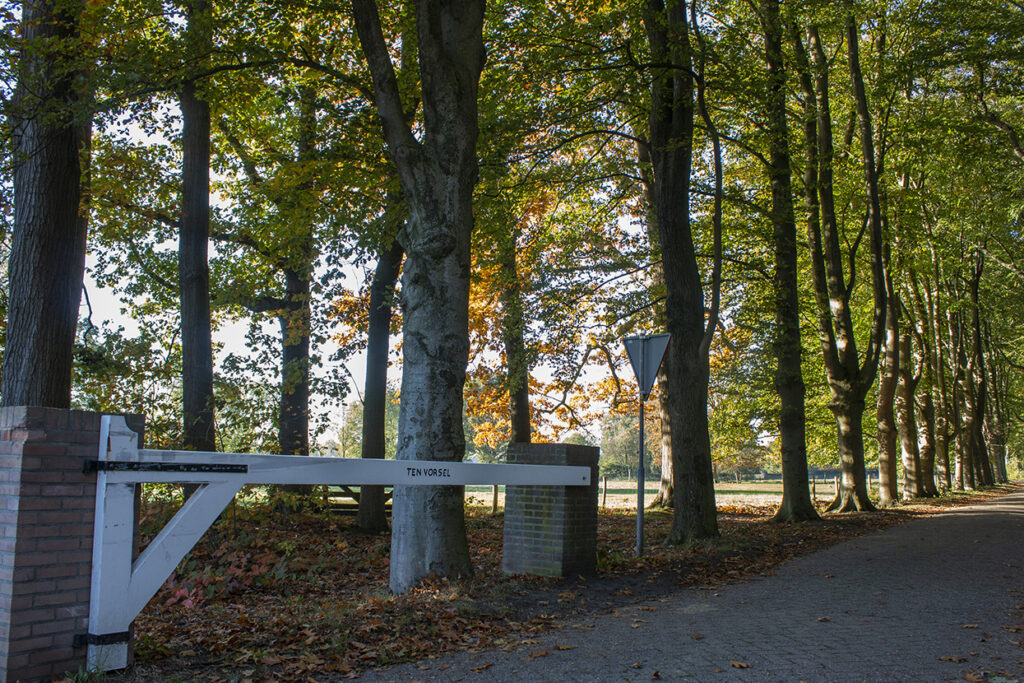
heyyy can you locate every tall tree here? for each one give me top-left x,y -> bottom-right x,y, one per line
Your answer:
2,0 -> 89,407
352,0 -> 485,592
792,16 -> 886,512
761,0 -> 817,523
645,0 -> 720,543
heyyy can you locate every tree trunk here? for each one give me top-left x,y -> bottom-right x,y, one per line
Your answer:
925,250 -> 952,490
968,254 -> 993,487
498,229 -> 531,444
357,240 -> 404,533
983,323 -> 1009,484
826,398 -> 874,511
273,87 -> 318,503
896,321 -> 924,499
646,0 -> 720,543
762,0 -> 817,523
179,0 -> 215,454
1,0 -> 88,408
907,272 -> 940,497
651,363 -> 674,507
875,244 -> 900,506
914,342 -> 939,497
353,0 -> 484,592
277,268 -> 311,456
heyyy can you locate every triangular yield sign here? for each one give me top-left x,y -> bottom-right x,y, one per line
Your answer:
623,333 -> 670,400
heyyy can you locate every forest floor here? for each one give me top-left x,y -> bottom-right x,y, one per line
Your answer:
98,482 -> 1022,683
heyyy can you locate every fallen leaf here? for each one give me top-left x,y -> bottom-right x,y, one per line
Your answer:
690,633 -> 705,640
962,674 -> 983,682
631,662 -> 643,669
817,617 -> 830,622
529,650 -> 549,659
730,661 -> 750,669
939,656 -> 968,663
554,645 -> 575,651
469,662 -> 493,672
961,624 -> 979,629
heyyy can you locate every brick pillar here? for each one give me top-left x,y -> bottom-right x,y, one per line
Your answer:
0,408 -> 141,683
502,443 -> 599,577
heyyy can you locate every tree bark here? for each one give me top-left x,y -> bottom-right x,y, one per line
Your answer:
277,268 -> 311,457
875,244 -> 900,506
179,0 -> 215,454
357,240 -> 404,533
645,0 -> 720,542
896,313 -> 924,499
983,323 -> 1009,484
498,229 -> 531,444
1,0 -> 88,408
908,271 -> 939,496
922,242 -> 952,490
762,0 -> 817,523
968,253 -> 994,486
353,0 -> 484,592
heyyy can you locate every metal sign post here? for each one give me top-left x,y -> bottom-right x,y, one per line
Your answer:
623,333 -> 670,557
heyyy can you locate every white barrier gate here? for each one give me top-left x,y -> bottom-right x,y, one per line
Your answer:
88,416 -> 590,671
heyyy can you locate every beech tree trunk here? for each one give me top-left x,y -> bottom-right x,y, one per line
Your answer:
277,268 -> 311,457
896,323 -> 924,499
357,240 -> 404,533
353,0 -> 484,592
875,245 -> 900,507
179,0 -> 215,454
651,363 -> 674,507
498,229 -> 531,444
1,0 -> 88,408
907,270 -> 939,495
968,254 -> 994,487
915,348 -> 940,497
762,0 -> 817,523
984,324 -> 1009,484
645,0 -> 720,542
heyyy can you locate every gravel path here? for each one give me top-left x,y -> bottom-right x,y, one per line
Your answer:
363,491 -> 1024,682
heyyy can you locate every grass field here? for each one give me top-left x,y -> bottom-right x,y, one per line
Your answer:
324,478 -> 851,512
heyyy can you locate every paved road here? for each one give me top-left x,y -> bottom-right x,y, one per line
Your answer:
364,492 -> 1024,682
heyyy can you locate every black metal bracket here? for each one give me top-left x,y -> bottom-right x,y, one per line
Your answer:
85,460 -> 248,474
72,631 -> 131,648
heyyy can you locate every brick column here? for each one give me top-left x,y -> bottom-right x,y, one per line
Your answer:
0,408 -> 140,683
502,443 -> 599,577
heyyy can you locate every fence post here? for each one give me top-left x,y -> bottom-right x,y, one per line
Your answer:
503,443 -> 599,577
0,408 -> 142,682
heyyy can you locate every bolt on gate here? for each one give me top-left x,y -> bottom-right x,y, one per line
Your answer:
87,416 -> 591,672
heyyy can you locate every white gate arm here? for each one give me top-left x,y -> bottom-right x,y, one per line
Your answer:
87,416 -> 589,671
